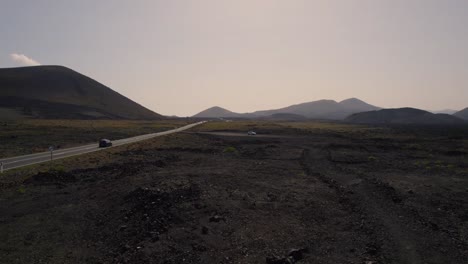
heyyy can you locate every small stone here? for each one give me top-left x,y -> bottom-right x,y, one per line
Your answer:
209,215 -> 225,222
288,248 -> 308,261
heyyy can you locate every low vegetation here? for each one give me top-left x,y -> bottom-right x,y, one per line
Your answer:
0,119 -> 190,158
190,120 -> 370,134
198,120 -> 468,142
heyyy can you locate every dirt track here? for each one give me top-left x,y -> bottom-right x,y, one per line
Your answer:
0,128 -> 467,263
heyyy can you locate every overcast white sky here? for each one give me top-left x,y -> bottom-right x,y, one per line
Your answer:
1,0 -> 467,116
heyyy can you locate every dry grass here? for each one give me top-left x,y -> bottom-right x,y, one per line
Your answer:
0,133 -> 205,187
189,120 -> 284,132
0,119 -> 191,158
191,120 -> 381,135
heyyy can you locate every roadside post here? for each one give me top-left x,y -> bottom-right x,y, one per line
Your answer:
49,146 -> 54,161
0,162 -> 3,174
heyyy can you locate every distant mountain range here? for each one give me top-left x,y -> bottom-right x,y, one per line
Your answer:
0,65 -> 163,120
193,98 -> 380,120
1,66 -> 466,124
194,100 -> 467,124
345,108 -> 465,125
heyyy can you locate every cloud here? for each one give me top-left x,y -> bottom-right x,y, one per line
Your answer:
10,53 -> 41,66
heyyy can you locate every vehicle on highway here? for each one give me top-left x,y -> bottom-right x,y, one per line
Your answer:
247,131 -> 257,135
99,139 -> 113,148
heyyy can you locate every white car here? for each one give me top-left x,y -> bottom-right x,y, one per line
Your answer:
247,131 -> 257,135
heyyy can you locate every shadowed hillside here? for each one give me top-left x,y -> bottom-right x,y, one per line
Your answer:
454,107 -> 468,120
346,107 -> 465,124
0,66 -> 163,120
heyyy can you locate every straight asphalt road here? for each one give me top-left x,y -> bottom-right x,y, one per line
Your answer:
0,121 -> 205,172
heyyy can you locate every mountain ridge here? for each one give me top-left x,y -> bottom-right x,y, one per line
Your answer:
193,98 -> 380,119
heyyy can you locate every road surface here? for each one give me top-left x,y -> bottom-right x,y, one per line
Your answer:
0,121 -> 205,172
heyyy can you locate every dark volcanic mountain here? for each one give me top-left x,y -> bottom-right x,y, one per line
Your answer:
454,108 -> 468,120
346,107 -> 465,125
192,106 -> 245,118
0,66 -> 163,119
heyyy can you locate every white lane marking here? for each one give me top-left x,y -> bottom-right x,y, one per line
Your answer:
1,127 -> 193,164
2,121 -> 206,171
0,144 -> 96,162
2,145 -> 98,165
4,147 -> 104,171
53,146 -> 99,156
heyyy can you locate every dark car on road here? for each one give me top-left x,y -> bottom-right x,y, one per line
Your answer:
99,139 -> 112,148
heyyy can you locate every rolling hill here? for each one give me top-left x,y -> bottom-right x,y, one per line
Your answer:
192,106 -> 246,118
453,108 -> 468,120
345,108 -> 465,125
0,66 -> 163,119
194,98 -> 380,120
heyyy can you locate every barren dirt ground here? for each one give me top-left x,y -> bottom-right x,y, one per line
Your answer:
0,122 -> 467,263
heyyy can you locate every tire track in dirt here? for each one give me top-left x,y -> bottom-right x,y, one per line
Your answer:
300,147 -> 422,263
353,179 -> 421,264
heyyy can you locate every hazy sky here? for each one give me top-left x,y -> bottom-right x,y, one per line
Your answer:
1,0 -> 467,116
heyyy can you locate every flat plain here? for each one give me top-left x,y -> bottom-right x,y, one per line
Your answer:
0,119 -> 191,158
0,120 -> 467,263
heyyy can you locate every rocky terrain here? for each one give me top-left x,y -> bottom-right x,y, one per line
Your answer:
0,122 -> 467,263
